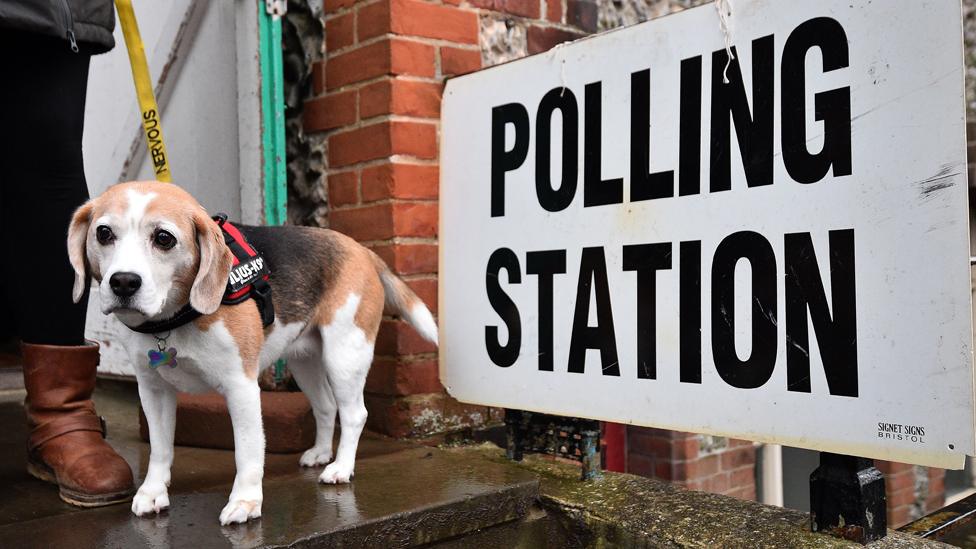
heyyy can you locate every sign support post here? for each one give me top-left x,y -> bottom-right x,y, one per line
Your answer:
810,452 -> 887,543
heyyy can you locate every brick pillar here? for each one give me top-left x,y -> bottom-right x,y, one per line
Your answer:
626,427 -> 758,500
876,461 -> 946,527
303,0 -> 504,438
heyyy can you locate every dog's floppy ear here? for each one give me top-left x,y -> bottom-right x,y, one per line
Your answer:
190,210 -> 233,315
67,201 -> 94,303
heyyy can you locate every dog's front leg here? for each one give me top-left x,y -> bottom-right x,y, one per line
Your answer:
218,376 -> 264,525
132,370 -> 177,517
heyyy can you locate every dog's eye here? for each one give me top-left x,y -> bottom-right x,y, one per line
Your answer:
95,226 -> 114,245
153,230 -> 176,250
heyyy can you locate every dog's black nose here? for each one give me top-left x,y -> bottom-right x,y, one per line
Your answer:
109,272 -> 142,298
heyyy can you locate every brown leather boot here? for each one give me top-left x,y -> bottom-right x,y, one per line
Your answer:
21,341 -> 135,507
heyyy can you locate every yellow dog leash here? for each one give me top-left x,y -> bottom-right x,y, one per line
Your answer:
115,0 -> 172,183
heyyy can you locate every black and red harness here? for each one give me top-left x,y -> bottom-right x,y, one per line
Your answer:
131,213 -> 274,334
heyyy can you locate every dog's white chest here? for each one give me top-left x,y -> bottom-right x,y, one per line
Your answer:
152,358 -> 213,394
125,327 -> 238,394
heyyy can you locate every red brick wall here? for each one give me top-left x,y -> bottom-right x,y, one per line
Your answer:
622,432 -> 953,513
876,461 -> 946,527
625,427 -> 757,500
622,431 -> 952,511
304,0 -> 595,438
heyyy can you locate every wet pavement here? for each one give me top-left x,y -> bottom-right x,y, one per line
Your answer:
0,382 -> 538,548
0,381 -> 953,548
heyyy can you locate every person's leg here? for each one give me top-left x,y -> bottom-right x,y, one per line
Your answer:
0,31 -> 134,507
0,31 -> 90,346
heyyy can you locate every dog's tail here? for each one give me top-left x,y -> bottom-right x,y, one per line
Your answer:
369,252 -> 438,345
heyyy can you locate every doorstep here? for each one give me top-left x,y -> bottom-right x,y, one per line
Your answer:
0,382 -> 538,548
0,344 -> 22,390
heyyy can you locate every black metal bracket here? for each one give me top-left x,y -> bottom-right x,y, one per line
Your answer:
810,452 -> 887,544
505,409 -> 602,480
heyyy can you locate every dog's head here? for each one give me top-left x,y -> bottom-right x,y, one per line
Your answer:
67,181 -> 234,325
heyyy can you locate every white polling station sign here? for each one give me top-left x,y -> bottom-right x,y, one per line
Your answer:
439,0 -> 974,468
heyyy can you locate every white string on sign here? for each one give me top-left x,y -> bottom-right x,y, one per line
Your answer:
560,59 -> 568,96
715,0 -> 734,84
553,42 -> 569,97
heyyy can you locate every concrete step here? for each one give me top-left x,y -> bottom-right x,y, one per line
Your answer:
0,367 -> 23,391
430,503 -> 558,548
0,384 -> 539,548
0,348 -> 22,390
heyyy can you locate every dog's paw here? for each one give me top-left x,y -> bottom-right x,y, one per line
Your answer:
219,498 -> 262,525
299,447 -> 333,467
132,486 -> 170,517
318,462 -> 354,484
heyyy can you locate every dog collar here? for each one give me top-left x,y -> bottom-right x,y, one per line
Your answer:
129,214 -> 276,335
129,304 -> 204,334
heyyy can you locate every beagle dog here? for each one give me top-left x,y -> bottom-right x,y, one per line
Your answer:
67,181 -> 438,525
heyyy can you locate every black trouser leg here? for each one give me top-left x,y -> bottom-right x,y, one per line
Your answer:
0,32 -> 93,346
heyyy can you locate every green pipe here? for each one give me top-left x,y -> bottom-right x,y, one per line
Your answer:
259,2 -> 288,383
259,2 -> 288,227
